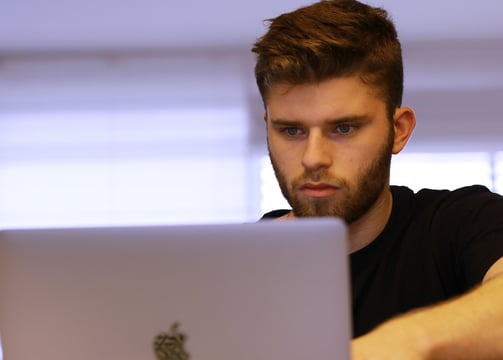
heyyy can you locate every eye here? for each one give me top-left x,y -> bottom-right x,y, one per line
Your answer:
334,124 -> 355,135
282,127 -> 304,137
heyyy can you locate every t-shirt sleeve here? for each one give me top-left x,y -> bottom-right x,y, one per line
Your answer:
436,186 -> 503,288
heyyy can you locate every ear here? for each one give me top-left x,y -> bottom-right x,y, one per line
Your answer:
392,106 -> 416,154
263,111 -> 268,123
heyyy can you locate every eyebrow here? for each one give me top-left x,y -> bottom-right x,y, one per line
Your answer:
269,115 -> 371,126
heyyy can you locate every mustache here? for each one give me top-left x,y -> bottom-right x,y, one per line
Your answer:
292,171 -> 347,188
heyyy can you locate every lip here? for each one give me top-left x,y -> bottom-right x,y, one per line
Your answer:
300,183 -> 339,198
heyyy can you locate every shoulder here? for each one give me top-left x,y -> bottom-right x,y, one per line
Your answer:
395,184 -> 503,243
260,209 -> 291,220
392,184 -> 501,208
388,184 -> 503,236
416,185 -> 502,211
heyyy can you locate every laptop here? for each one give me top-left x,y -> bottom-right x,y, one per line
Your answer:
0,218 -> 351,360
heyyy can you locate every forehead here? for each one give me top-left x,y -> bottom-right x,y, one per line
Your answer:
265,76 -> 386,120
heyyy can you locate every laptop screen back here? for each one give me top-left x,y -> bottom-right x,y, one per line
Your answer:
0,218 -> 351,360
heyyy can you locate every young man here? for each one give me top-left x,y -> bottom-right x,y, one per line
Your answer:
252,0 -> 503,358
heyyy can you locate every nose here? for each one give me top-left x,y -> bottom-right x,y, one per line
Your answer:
301,130 -> 332,171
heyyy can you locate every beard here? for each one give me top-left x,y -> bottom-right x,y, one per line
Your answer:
269,129 -> 394,224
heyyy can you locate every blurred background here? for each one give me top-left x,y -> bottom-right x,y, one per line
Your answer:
1,0 -> 503,229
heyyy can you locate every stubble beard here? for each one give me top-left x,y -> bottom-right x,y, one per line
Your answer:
268,130 -> 394,224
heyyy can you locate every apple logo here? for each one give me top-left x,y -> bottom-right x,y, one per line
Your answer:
153,322 -> 190,360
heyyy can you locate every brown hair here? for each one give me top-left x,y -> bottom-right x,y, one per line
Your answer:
252,0 -> 403,118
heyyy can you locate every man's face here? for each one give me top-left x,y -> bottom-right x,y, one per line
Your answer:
265,76 -> 395,224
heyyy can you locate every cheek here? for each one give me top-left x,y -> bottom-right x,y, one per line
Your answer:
271,148 -> 297,173
335,145 -> 373,176
268,142 -> 302,178
268,133 -> 295,161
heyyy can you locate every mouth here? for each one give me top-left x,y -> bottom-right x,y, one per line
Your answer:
300,183 -> 339,198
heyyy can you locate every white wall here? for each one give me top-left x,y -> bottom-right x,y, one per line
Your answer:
402,40 -> 503,152
0,38 -> 502,227
0,50 -> 264,227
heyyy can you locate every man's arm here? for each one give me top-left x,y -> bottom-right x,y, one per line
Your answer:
351,256 -> 503,360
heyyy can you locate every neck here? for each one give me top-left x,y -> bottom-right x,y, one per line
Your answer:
347,186 -> 393,253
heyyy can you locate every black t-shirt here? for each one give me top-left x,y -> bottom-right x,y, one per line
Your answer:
261,185 -> 503,337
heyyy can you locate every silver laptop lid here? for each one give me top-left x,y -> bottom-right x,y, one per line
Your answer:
0,218 -> 350,360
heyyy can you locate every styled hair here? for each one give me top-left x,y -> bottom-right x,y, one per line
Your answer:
252,0 -> 403,118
